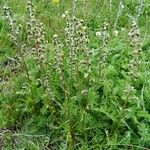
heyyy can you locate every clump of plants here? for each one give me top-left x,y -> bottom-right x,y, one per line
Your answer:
0,0 -> 150,149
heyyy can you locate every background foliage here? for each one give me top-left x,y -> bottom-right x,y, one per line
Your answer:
0,0 -> 150,149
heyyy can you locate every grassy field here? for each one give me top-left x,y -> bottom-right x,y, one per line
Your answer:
0,0 -> 150,149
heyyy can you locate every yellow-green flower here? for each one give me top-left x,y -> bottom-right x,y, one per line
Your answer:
52,0 -> 60,4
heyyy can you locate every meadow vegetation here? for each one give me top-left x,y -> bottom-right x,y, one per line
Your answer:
0,0 -> 150,149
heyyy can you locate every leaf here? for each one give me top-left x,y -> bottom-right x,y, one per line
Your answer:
137,111 -> 150,122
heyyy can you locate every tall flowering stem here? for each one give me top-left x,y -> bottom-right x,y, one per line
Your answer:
73,16 -> 92,87
63,11 -> 77,82
62,12 -> 92,140
114,0 -> 124,29
3,5 -> 22,46
74,17 -> 92,140
3,5 -> 29,83
53,34 -> 74,150
124,21 -> 142,106
96,21 -> 110,80
27,1 -> 48,70
128,21 -> 142,81
27,0 -> 60,128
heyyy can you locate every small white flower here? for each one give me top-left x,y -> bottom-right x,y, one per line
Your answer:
53,34 -> 58,38
84,73 -> 88,78
96,31 -> 101,37
121,28 -> 125,31
121,4 -> 125,9
62,14 -> 66,18
128,32 -> 132,36
65,11 -> 68,14
113,30 -> 119,36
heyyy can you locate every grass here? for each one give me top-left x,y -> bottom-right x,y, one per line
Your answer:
0,0 -> 150,149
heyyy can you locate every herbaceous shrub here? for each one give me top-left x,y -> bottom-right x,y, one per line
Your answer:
0,0 -> 150,149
